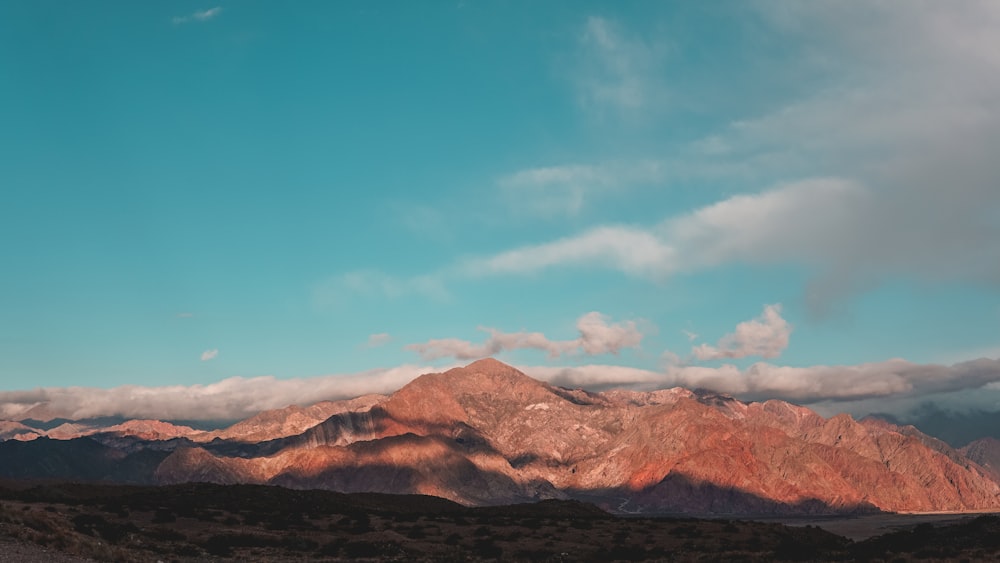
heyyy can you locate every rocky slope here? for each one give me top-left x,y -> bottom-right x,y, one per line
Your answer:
191,394 -> 386,444
0,421 -> 42,442
961,437 -> 1000,483
150,359 -> 1000,514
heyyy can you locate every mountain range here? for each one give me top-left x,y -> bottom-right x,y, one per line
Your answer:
2,358 -> 999,516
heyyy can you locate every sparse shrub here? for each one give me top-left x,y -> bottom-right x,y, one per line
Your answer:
174,544 -> 202,557
71,513 -> 138,544
142,527 -> 186,542
350,512 -> 372,533
317,538 -> 346,556
342,540 -> 380,558
281,534 -> 319,551
472,538 -> 503,559
152,508 -> 176,523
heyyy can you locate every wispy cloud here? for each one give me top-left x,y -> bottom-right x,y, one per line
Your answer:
692,304 -> 791,361
573,16 -> 665,114
406,312 -> 644,361
461,225 -> 677,280
497,160 -> 664,217
172,7 -> 222,25
200,349 -> 219,361
366,333 -> 392,348
313,270 -> 448,307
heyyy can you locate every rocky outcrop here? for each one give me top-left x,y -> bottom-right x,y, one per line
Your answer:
192,394 -> 387,443
961,437 -> 1000,483
0,420 -> 42,441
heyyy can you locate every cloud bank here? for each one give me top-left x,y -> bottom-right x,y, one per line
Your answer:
0,364 -> 443,422
3,356 -> 999,423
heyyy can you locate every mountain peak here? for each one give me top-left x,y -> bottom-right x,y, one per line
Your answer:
463,357 -> 519,375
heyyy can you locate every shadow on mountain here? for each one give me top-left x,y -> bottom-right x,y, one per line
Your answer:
0,437 -> 169,484
201,406 -> 504,461
570,472 -> 879,516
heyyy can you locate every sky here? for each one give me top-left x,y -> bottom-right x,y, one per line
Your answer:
2,1 -> 1000,440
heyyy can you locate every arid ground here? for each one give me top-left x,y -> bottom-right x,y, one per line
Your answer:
1,482 -> 999,562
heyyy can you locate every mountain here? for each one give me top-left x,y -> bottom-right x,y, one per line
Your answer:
3,359 -> 1000,515
961,437 -> 1000,483
0,420 -> 42,441
150,359 -> 1000,514
192,394 -> 387,444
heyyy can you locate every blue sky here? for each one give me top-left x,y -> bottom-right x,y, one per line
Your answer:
2,2 -> 1000,425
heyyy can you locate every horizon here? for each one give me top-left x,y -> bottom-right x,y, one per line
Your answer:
3,2 -> 1000,444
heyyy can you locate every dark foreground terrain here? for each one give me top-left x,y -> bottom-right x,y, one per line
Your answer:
0,482 -> 998,562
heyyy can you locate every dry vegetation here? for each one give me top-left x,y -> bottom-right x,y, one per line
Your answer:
0,482 -> 997,561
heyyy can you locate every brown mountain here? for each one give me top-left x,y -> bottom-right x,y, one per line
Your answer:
192,394 -> 387,444
151,359 -> 1000,514
961,437 -> 1000,483
0,421 -> 42,441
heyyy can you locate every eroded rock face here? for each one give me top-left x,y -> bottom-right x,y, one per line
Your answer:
0,420 -> 42,441
150,359 -> 1000,514
192,394 -> 388,444
961,437 -> 1000,483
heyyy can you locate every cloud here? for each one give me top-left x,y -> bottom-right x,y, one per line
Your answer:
0,364 -> 444,422
461,225 -> 676,280
172,7 -> 222,24
446,3 -> 1000,311
2,354 -> 999,423
681,330 -> 698,342
669,357 -> 1000,404
175,312 -> 194,318
522,364 -> 663,391
692,304 -> 791,361
366,333 -> 392,348
497,160 -> 663,217
574,16 -> 665,113
200,349 -> 218,361
313,270 -> 448,307
406,312 -> 644,361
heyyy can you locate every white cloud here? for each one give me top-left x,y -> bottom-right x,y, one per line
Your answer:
522,364 -> 663,391
319,4 -> 1000,311
497,160 -> 663,217
313,270 -> 448,307
461,225 -> 676,280
366,333 -> 392,348
406,312 -> 644,361
0,364 -> 444,422
172,7 -> 222,24
2,354 -> 999,422
200,349 -> 219,361
574,16 -> 665,113
668,357 -> 1000,405
692,304 -> 791,361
